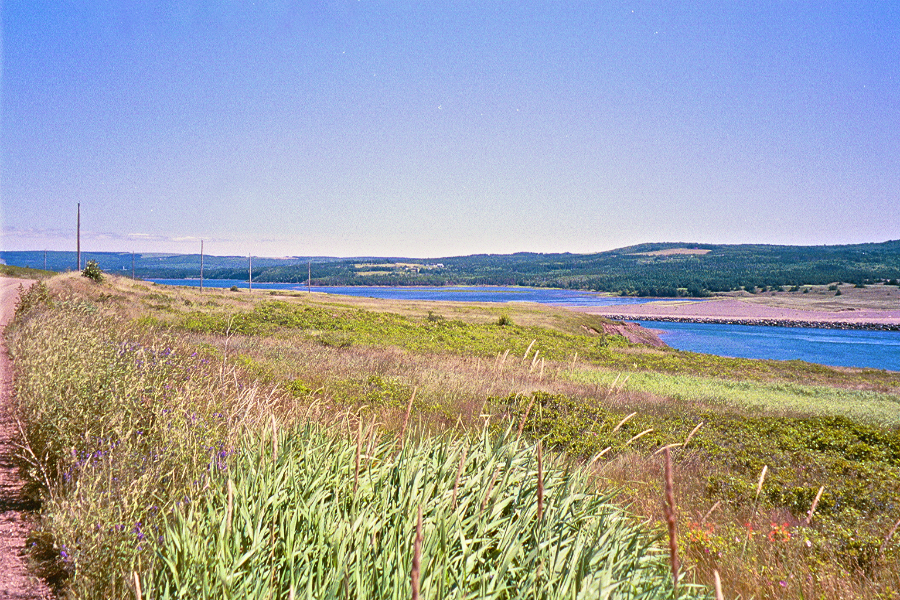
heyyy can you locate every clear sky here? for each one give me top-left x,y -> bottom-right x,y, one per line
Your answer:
2,1 -> 898,258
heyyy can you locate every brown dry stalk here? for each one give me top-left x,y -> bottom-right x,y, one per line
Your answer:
516,395 -> 537,442
571,351 -> 578,369
539,358 -> 545,380
610,411 -> 637,434
529,349 -> 541,372
537,441 -> 544,522
713,569 -> 724,600
133,571 -> 143,600
877,518 -> 900,559
802,485 -> 824,526
482,468 -> 500,512
663,447 -> 679,593
411,506 -> 423,600
271,414 -> 278,462
354,418 -> 362,494
398,387 -> 417,449
701,500 -> 722,525
452,446 -> 467,509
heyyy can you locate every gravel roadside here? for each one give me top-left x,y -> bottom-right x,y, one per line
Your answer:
0,278 -> 52,599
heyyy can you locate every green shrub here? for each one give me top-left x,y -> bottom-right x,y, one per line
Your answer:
81,260 -> 103,282
14,281 -> 51,317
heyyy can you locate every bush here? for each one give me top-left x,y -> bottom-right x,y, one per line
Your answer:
497,314 -> 514,326
81,260 -> 103,282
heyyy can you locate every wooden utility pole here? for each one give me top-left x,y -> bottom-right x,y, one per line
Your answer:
200,240 -> 204,293
76,203 -> 81,271
248,254 -> 252,293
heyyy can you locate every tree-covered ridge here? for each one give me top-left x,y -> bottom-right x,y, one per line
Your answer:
4,240 -> 900,297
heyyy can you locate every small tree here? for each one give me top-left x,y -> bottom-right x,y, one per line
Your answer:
82,260 -> 103,282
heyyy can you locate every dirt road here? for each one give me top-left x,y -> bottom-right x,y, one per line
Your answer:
0,278 -> 51,599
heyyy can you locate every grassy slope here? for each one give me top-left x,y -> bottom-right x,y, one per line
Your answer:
0,264 -> 55,279
8,273 -> 900,599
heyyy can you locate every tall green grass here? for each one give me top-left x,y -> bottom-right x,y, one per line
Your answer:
152,426 -> 702,599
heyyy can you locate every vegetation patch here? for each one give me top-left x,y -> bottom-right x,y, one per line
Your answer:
7,275 -> 900,599
153,427 -> 697,599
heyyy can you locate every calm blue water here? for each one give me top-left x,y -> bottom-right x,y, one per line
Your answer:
148,279 -> 899,371
147,280 -> 679,307
636,321 -> 900,372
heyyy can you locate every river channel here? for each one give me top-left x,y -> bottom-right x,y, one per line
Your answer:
148,280 -> 899,371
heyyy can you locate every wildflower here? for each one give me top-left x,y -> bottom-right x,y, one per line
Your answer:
768,522 -> 791,543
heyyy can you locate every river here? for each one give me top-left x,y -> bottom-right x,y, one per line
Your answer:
148,280 -> 899,371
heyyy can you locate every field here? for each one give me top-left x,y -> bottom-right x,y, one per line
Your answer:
6,272 -> 900,599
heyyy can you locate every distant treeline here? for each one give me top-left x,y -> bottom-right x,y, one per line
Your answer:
4,240 -> 900,297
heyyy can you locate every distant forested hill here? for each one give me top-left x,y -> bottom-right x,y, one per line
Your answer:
4,240 -> 899,297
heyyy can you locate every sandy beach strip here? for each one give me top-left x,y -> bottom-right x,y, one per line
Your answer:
573,298 -> 900,330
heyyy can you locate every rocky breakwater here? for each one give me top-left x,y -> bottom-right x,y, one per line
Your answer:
597,314 -> 900,332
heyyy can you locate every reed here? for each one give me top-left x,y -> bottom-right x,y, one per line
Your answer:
611,411 -> 637,434
354,418 -> 362,493
398,387 -> 417,448
663,447 -> 679,593
516,394 -> 537,442
537,440 -> 544,522
452,446 -> 466,509
411,506 -> 422,600
741,464 -> 768,559
522,339 -> 536,362
802,485 -> 824,527
153,427 -> 697,598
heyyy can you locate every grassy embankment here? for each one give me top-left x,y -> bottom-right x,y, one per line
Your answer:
6,273 -> 900,599
0,264 -> 56,279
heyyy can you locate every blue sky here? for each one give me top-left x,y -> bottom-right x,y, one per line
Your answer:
2,1 -> 898,258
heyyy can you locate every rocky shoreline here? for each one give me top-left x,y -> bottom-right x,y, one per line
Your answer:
605,314 -> 900,332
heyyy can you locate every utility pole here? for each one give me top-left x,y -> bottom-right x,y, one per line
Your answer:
76,203 -> 81,271
200,240 -> 204,293
248,254 -> 252,293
